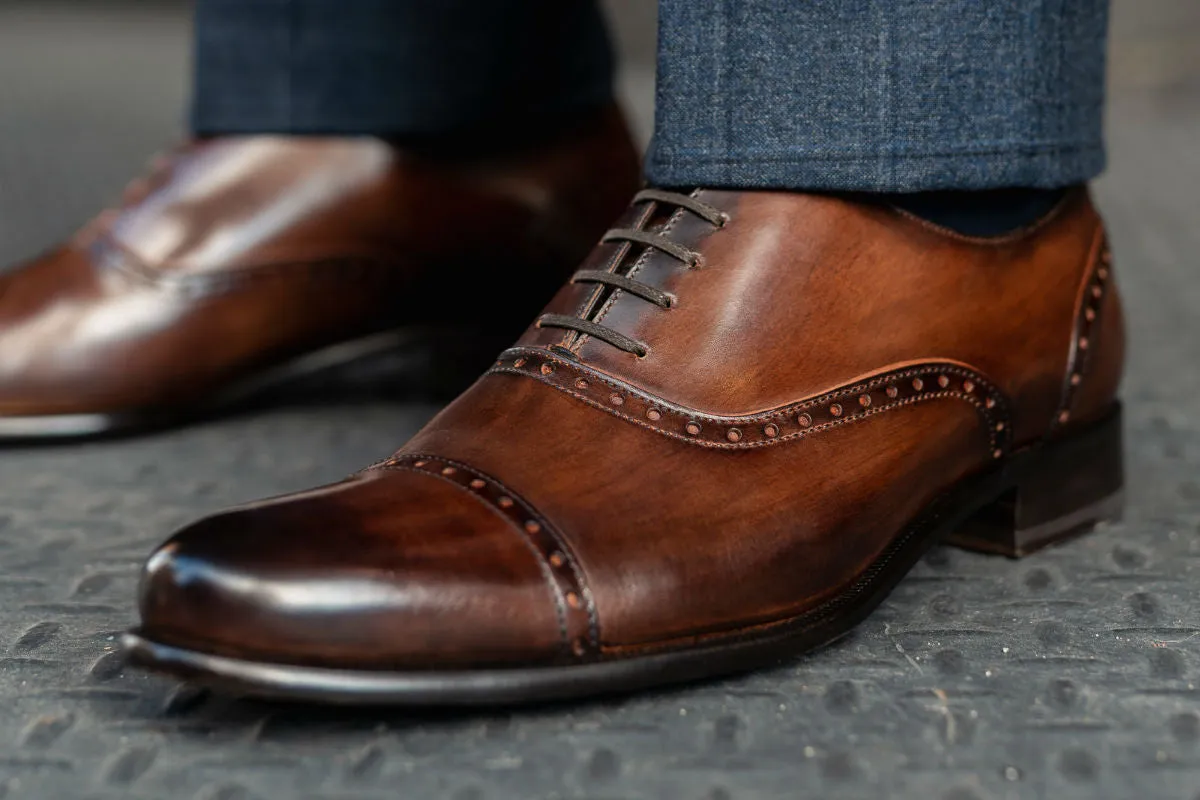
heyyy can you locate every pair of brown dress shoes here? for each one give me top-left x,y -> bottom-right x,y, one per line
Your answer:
0,107 -> 1124,704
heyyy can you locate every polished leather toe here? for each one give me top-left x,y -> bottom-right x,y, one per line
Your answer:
137,467 -> 569,669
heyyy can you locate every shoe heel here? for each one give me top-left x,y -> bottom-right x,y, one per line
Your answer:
946,406 -> 1124,558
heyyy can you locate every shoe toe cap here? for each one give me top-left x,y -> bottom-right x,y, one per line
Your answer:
137,467 -> 569,669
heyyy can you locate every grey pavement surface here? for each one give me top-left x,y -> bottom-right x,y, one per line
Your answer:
0,2 -> 1198,798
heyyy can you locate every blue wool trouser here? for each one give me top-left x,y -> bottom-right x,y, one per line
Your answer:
191,0 -> 1110,192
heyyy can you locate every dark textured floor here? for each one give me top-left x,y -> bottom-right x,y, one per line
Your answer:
0,2 -> 1198,799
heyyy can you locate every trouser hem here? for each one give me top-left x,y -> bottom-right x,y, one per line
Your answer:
645,144 -> 1106,192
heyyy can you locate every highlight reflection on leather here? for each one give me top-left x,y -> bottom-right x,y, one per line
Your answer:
131,187 -> 1125,694
0,106 -> 640,436
139,467 -> 569,668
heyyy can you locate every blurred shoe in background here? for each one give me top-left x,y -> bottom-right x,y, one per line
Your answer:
0,107 -> 639,441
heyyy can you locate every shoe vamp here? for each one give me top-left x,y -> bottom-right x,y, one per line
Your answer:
401,372 -> 991,650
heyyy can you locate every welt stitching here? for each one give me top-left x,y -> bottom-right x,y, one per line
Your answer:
376,456 -> 601,655
379,462 -> 570,653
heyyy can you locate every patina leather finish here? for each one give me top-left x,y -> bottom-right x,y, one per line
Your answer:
128,187 -> 1125,702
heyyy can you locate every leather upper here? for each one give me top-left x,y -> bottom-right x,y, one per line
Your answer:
137,188 -> 1124,668
518,189 -> 1116,444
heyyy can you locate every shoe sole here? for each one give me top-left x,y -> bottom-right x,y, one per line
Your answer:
122,405 -> 1124,706
0,327 -> 509,444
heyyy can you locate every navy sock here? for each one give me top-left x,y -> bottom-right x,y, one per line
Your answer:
885,187 -> 1070,237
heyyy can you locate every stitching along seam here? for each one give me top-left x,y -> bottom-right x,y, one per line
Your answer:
489,348 -> 1014,457
563,202 -> 657,353
1052,233 -> 1112,430
373,455 -> 600,661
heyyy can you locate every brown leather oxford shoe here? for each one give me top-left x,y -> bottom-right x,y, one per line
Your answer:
125,187 -> 1124,704
0,107 -> 638,440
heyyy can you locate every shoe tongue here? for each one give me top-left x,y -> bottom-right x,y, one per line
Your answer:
612,202 -> 677,274
577,199 -> 682,325
641,203 -> 680,235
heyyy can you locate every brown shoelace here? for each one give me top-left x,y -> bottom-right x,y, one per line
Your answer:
537,189 -> 727,357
